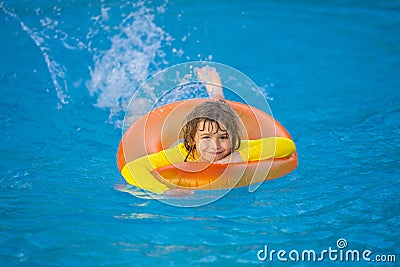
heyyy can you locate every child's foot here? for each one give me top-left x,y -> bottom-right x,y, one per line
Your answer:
197,66 -> 224,99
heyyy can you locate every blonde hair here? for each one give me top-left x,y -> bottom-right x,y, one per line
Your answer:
182,100 -> 241,161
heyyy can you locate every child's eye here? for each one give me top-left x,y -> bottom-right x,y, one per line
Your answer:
220,135 -> 229,139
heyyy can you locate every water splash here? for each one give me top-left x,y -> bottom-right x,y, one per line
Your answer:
1,0 -> 176,121
1,2 -> 73,108
86,1 -> 174,127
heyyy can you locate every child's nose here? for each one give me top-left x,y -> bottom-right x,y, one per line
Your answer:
212,138 -> 221,148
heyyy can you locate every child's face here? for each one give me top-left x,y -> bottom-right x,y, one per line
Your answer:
193,120 -> 232,162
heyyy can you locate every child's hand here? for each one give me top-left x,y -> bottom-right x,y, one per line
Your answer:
151,170 -> 165,182
213,151 -> 243,164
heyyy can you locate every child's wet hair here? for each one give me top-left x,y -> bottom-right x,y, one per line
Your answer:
182,100 -> 241,161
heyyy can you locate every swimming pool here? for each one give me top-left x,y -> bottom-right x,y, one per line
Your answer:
1,0 -> 399,265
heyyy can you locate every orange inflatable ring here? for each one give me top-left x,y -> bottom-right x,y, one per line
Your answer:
116,99 -> 298,191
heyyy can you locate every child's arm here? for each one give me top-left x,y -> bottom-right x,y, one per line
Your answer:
213,137 -> 295,164
238,137 -> 296,161
121,147 -> 183,194
197,66 -> 225,100
121,154 -> 170,194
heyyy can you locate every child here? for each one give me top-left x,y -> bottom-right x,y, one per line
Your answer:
121,67 -> 296,194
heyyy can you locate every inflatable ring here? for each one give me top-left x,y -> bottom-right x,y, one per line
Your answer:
117,99 -> 298,190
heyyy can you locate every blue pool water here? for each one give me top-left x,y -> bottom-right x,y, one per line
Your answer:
1,0 -> 399,266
